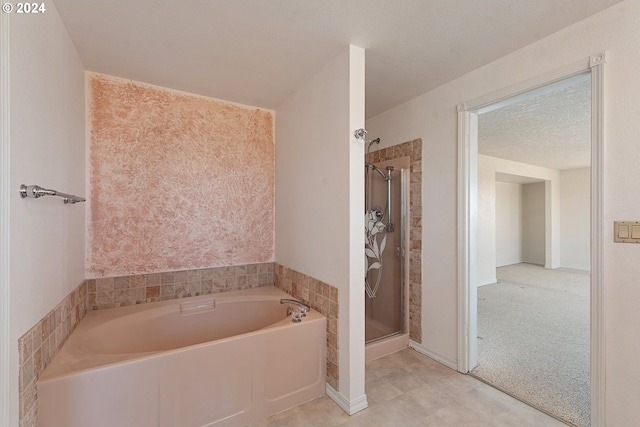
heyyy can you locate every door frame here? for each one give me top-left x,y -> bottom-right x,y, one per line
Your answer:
456,53 -> 606,426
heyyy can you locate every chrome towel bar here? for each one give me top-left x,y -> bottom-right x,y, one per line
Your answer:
19,184 -> 86,204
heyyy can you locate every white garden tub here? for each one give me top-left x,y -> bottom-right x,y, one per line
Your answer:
38,286 -> 326,427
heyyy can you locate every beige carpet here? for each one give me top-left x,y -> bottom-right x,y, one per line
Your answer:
471,263 -> 590,427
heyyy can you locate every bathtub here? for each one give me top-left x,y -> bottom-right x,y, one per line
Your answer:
38,286 -> 326,427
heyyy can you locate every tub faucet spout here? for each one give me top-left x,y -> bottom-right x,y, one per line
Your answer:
280,298 -> 309,312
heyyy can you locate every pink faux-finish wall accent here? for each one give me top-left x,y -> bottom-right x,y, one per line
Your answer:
87,73 -> 275,277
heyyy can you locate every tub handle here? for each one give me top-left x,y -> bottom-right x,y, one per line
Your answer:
180,299 -> 215,315
280,298 -> 309,323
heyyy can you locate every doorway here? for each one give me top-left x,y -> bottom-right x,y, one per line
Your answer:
457,53 -> 605,426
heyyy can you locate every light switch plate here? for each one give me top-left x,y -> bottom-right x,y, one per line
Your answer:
614,221 -> 640,243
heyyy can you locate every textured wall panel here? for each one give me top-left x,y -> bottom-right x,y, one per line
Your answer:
87,73 -> 274,277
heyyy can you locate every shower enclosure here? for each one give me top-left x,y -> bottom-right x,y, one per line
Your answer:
364,144 -> 408,344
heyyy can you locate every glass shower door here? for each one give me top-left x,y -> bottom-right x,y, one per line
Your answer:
365,163 -> 405,343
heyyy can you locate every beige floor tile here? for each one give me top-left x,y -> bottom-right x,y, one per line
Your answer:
405,384 -> 458,415
344,401 -> 427,427
364,378 -> 404,404
248,348 -> 568,427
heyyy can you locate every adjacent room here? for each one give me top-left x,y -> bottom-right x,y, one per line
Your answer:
472,77 -> 592,426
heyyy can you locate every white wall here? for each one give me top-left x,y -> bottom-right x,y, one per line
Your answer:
561,167 -> 591,270
476,155 -> 497,285
366,2 -> 640,424
477,155 -> 560,284
275,45 -> 366,408
0,12 -> 10,426
522,182 -> 546,265
7,3 -> 86,425
484,161 -> 590,273
496,181 -> 522,267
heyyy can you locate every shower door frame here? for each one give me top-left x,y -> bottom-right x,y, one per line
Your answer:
365,163 -> 409,345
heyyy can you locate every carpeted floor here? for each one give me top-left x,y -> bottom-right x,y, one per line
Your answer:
471,263 -> 590,427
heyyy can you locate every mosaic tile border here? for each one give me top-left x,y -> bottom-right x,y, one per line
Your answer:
18,280 -> 88,427
274,263 -> 339,389
88,263 -> 275,310
369,138 -> 422,343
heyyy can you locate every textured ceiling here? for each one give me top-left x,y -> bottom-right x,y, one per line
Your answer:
52,0 -> 621,118
479,80 -> 591,171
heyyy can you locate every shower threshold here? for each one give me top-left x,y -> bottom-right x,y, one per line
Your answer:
365,332 -> 409,362
366,330 -> 403,345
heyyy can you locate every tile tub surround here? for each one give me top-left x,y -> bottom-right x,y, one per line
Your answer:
274,264 -> 339,389
18,280 -> 88,427
88,262 -> 275,310
368,139 -> 422,343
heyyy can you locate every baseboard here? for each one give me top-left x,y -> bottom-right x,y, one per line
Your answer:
325,383 -> 368,415
409,340 -> 458,371
477,277 -> 497,286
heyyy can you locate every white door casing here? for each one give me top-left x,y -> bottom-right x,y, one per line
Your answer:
457,53 -> 605,426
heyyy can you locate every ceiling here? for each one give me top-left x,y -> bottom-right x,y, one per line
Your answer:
53,0 -> 621,118
479,79 -> 591,171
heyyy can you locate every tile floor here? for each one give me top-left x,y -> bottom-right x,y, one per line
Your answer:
250,348 -> 567,426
